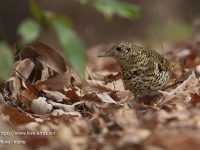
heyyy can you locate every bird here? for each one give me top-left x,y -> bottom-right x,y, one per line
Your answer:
98,41 -> 174,102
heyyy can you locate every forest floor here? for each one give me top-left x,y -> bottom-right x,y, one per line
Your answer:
0,38 -> 200,150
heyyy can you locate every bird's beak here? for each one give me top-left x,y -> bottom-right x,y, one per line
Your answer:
97,50 -> 112,57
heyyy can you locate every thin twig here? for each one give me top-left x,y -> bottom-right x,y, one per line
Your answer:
163,80 -> 184,90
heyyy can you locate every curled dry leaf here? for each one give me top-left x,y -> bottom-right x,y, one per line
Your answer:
82,92 -> 123,112
14,58 -> 35,81
41,68 -> 52,81
91,72 -> 122,84
18,95 -> 32,106
31,97 -> 53,115
82,72 -> 124,94
96,92 -> 117,104
19,82 -> 39,105
43,90 -> 68,102
19,42 -> 67,73
48,101 -> 75,112
159,71 -> 200,105
43,70 -> 72,90
65,89 -> 80,103
5,76 -> 21,98
51,109 -> 81,118
80,80 -> 112,93
34,80 -> 48,91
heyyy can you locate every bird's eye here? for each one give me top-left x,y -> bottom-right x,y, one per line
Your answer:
116,46 -> 122,52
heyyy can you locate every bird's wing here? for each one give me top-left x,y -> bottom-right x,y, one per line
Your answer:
144,60 -> 157,75
149,50 -> 172,71
142,57 -> 167,78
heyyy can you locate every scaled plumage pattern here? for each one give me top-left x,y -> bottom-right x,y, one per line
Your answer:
98,41 -> 174,100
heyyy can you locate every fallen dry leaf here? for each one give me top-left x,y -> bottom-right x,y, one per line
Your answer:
48,101 -> 75,112
65,89 -> 80,103
31,97 -> 53,115
1,39 -> 200,150
0,104 -> 35,124
5,76 -> 21,98
96,92 -> 117,104
159,71 -> 200,105
14,58 -> 35,81
18,82 -> 39,105
19,42 -> 67,73
43,90 -> 68,102
43,70 -> 72,90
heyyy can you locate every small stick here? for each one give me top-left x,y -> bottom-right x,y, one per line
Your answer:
163,80 -> 184,90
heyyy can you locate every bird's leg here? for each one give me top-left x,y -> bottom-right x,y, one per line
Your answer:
134,93 -> 140,103
128,93 -> 139,108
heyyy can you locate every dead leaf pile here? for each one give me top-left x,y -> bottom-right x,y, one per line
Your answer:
0,40 -> 200,150
1,42 -> 125,119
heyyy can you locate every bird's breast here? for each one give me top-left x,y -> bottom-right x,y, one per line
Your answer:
120,64 -> 171,95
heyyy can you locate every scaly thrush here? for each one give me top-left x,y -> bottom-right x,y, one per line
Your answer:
98,41 -> 173,101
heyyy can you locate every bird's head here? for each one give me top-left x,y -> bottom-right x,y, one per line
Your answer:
98,41 -> 134,60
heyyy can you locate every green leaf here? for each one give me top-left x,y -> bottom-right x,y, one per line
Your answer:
0,41 -> 13,80
115,2 -> 140,19
17,19 -> 41,45
29,0 -> 45,22
95,0 -> 114,19
44,11 -> 73,28
95,0 -> 140,19
51,19 -> 86,77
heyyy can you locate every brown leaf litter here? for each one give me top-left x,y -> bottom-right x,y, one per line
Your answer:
0,40 -> 200,150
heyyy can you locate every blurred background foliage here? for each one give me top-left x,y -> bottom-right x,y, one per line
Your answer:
0,41 -> 13,80
0,0 -> 199,81
0,0 -> 140,81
